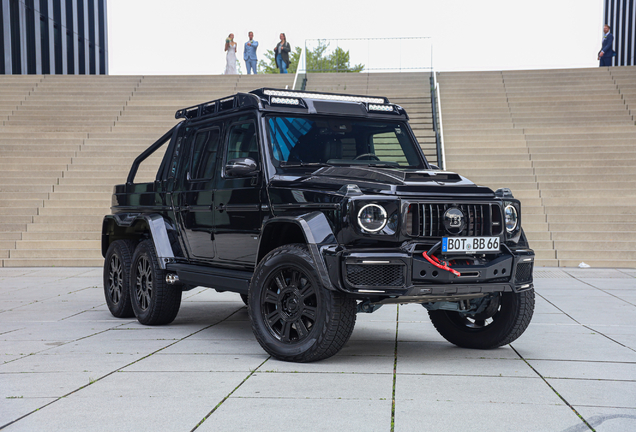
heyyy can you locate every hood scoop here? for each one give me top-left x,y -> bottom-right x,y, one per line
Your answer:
312,166 -> 404,184
404,171 -> 462,182
312,166 -> 462,185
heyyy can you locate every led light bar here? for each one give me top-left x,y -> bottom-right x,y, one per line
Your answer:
263,89 -> 385,104
368,104 -> 394,112
271,97 -> 300,105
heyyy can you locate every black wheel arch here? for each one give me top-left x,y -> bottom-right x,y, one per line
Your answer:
256,212 -> 339,291
102,214 -> 180,269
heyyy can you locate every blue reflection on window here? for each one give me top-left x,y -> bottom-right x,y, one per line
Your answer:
268,117 -> 314,162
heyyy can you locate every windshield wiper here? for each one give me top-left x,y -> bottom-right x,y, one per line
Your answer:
366,162 -> 400,168
280,162 -> 333,168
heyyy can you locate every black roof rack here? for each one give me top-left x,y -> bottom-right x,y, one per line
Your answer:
174,93 -> 260,120
175,88 -> 396,121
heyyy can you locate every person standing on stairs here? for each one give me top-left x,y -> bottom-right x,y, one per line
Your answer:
244,31 -> 259,74
598,24 -> 614,67
274,33 -> 291,74
224,34 -> 238,74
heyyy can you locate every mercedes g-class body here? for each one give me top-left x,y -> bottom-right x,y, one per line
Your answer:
102,88 -> 535,362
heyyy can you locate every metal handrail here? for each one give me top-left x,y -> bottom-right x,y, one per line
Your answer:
433,72 -> 446,170
292,46 -> 304,89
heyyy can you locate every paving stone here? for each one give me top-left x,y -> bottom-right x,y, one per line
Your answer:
546,378 -> 636,409
570,407 -> 636,432
395,400 -> 582,432
201,398 -> 392,432
527,359 -> 636,381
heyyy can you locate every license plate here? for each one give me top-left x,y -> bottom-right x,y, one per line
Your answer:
442,236 -> 500,254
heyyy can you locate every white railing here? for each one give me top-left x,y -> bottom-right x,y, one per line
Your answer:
292,46 -> 306,90
433,72 -> 446,170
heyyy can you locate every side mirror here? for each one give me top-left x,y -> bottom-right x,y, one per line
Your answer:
429,164 -> 440,170
225,157 -> 258,177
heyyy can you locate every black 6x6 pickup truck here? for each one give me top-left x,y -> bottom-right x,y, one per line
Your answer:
102,88 -> 535,362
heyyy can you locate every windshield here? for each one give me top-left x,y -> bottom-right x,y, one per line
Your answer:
266,116 -> 426,171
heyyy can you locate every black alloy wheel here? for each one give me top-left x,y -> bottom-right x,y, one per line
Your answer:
249,244 -> 356,362
130,240 -> 182,325
103,239 -> 136,318
135,254 -> 153,311
428,289 -> 535,349
261,266 -> 318,343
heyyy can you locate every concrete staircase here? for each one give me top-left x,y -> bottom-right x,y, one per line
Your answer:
0,74 -> 294,267
305,72 -> 437,165
438,67 -> 636,268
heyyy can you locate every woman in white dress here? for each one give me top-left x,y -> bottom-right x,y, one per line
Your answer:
224,34 -> 238,74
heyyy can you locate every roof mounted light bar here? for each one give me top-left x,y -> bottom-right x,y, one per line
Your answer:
270,96 -> 301,105
261,89 -> 388,105
368,104 -> 395,112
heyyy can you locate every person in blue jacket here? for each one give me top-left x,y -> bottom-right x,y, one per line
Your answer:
598,24 -> 614,67
244,31 -> 259,74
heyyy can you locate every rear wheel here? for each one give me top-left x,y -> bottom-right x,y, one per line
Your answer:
103,239 -> 136,318
248,244 -> 356,362
130,240 -> 182,325
428,289 -> 535,349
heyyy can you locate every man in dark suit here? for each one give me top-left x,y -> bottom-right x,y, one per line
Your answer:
598,24 -> 614,67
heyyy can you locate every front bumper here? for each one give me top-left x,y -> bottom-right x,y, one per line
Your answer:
324,245 -> 534,301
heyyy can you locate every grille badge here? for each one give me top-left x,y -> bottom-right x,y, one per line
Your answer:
443,207 -> 465,235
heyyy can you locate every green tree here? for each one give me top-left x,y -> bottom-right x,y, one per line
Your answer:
258,41 -> 363,74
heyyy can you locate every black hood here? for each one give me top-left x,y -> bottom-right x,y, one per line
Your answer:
270,166 -> 496,199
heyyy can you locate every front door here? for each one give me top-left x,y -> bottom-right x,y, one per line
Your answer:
213,116 -> 262,267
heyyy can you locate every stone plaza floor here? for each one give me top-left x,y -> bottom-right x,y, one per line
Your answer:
0,267 -> 635,431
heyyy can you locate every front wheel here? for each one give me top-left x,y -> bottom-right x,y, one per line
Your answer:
428,289 -> 535,349
248,244 -> 356,362
130,240 -> 182,325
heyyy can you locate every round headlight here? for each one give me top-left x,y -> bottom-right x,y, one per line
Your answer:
357,204 -> 388,233
504,204 -> 518,233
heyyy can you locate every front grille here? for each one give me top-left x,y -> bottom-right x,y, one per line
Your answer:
346,264 -> 405,288
515,262 -> 534,283
411,202 -> 502,238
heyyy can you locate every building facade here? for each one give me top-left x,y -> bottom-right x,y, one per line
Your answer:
604,0 -> 635,66
1,0 -> 107,75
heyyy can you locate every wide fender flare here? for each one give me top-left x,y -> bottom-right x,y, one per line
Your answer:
102,214 -> 175,269
259,211 -> 337,291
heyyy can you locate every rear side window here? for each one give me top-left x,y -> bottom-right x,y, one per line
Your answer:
190,128 -> 221,180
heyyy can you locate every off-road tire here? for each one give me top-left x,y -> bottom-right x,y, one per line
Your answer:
240,294 -> 249,306
428,289 -> 535,349
103,239 -> 137,318
248,244 -> 356,362
130,240 -> 182,325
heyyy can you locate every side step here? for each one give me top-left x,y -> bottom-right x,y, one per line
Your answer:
165,263 -> 251,294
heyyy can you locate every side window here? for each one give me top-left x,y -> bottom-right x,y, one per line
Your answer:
168,135 -> 183,179
190,128 -> 221,180
226,122 -> 258,163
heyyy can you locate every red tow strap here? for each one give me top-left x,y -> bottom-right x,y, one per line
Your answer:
422,252 -> 461,277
